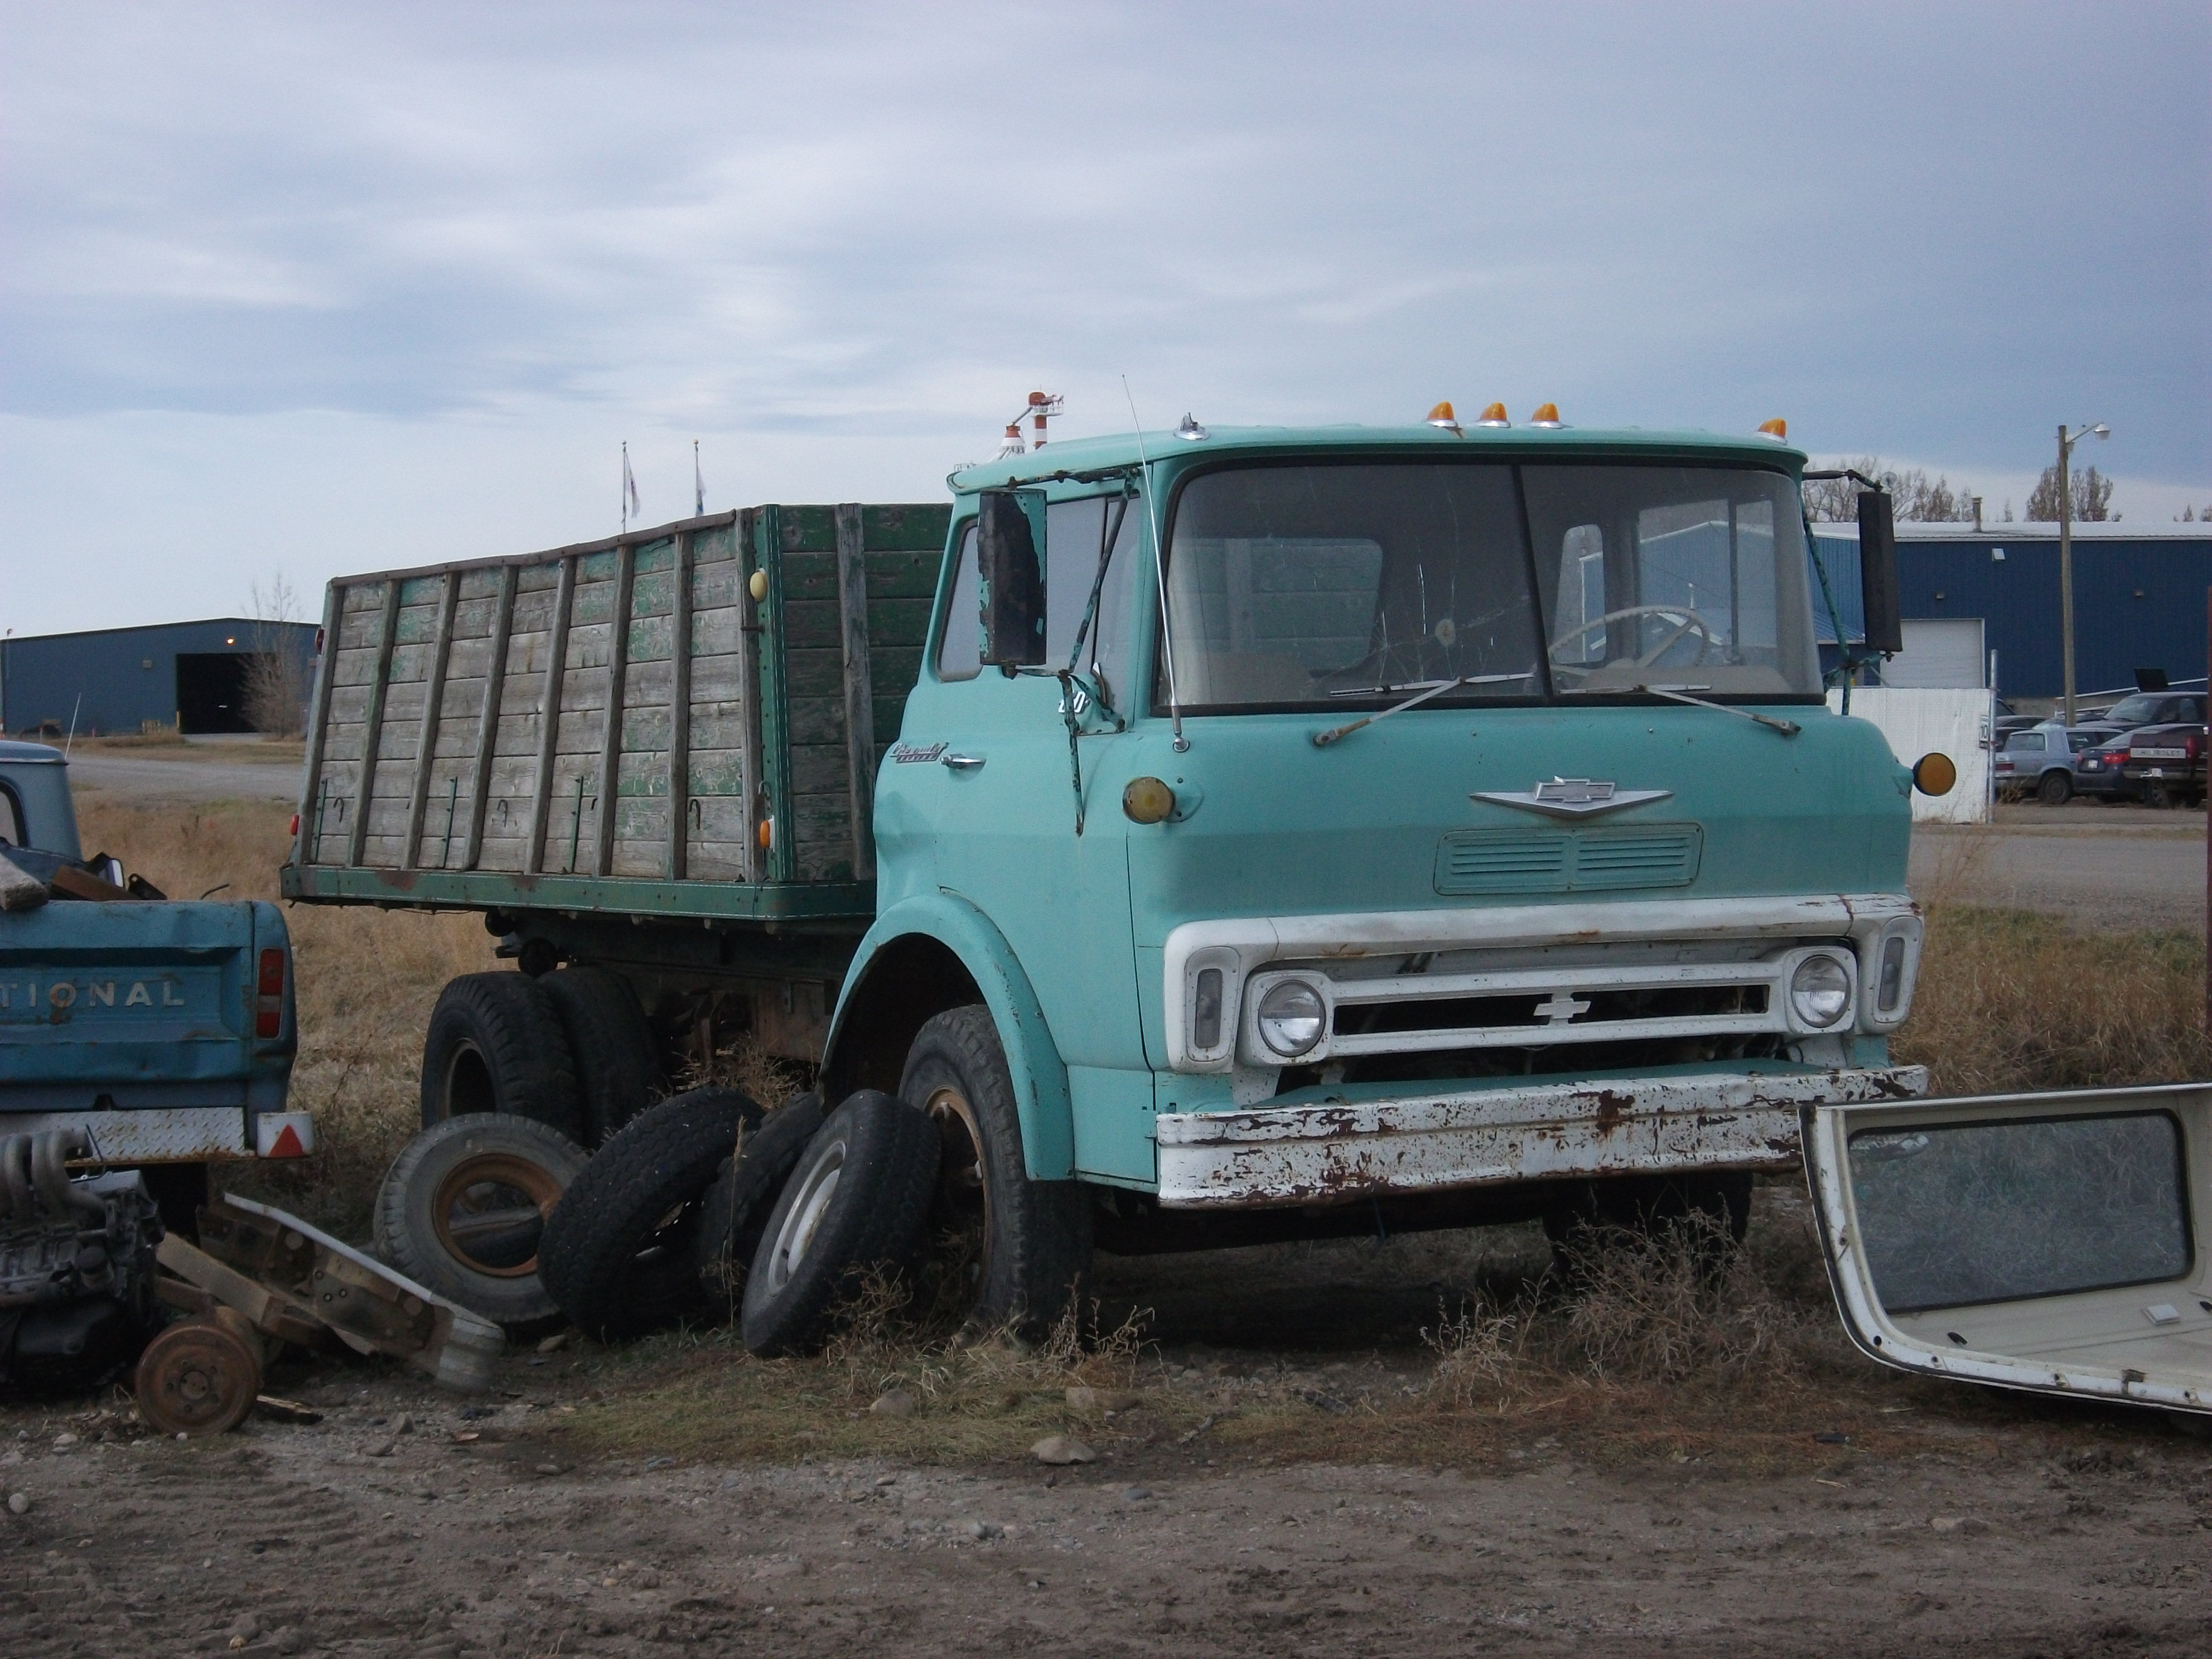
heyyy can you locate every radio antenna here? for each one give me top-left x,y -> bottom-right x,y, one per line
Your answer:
1122,377 -> 1187,752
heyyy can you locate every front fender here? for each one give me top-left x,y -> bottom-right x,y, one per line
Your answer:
824,889 -> 1075,1180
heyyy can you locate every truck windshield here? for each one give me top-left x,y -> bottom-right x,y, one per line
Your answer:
1157,461 -> 1820,710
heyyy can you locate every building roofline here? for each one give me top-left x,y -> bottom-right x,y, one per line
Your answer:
0,617 -> 318,647
1813,522 -> 2212,543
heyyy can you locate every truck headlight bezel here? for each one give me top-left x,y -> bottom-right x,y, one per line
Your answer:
1783,949 -> 1856,1033
1251,976 -> 1328,1060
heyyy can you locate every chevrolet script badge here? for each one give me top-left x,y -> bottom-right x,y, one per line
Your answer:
1471,778 -> 1673,819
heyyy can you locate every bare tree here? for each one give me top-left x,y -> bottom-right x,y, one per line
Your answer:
2025,464 -> 2116,522
1803,456 -> 1981,523
243,571 -> 308,737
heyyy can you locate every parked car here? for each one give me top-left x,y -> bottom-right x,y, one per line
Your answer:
2121,723 -> 2207,808
1993,725 -> 2096,804
2070,731 -> 2143,802
2072,690 -> 2208,746
1987,698 -> 2042,750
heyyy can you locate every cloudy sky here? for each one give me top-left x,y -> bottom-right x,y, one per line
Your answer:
2,1 -> 2206,637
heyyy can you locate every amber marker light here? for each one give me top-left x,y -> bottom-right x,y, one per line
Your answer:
1529,403 -> 1561,427
748,570 -> 769,602
1425,401 -> 1462,433
1476,403 -> 1510,427
1758,418 -> 1788,440
1913,753 -> 1958,796
1122,777 -> 1177,824
757,816 -> 775,849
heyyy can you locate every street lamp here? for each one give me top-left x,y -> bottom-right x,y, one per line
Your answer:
2057,420 -> 2111,725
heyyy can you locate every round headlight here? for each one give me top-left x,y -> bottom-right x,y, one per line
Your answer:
1255,980 -> 1326,1058
1788,954 -> 1852,1028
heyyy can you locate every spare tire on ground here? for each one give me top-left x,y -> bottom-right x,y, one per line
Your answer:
691,1091 -> 827,1315
374,1113 -> 590,1331
420,972 -> 585,1143
537,1085 -> 762,1340
539,966 -> 665,1145
740,1090 -> 941,1358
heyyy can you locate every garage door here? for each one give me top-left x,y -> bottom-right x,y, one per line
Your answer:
1884,618 -> 1986,690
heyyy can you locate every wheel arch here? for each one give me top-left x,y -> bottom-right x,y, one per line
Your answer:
821,892 -> 1075,1180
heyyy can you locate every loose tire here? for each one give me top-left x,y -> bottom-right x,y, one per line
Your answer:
374,1113 -> 589,1331
421,973 -> 584,1143
537,1086 -> 763,1340
2037,769 -> 2073,805
741,1090 -> 941,1358
540,967 -> 665,1144
898,1005 -> 1092,1341
692,1092 -> 828,1314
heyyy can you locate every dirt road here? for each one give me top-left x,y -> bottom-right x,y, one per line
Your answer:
5,1356 -> 2207,1659
1911,801 -> 2205,932
63,741 -> 301,807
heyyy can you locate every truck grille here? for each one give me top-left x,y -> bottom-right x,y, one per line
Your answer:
1434,825 -> 1701,896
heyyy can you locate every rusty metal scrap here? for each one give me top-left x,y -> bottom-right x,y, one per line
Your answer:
157,1194 -> 502,1392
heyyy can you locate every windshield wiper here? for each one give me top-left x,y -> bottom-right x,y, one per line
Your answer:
1633,683 -> 1800,737
1312,674 -> 1532,747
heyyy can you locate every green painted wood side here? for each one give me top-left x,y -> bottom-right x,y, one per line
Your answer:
754,507 -> 797,883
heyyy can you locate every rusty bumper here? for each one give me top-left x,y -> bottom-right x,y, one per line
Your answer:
1152,1065 -> 1929,1209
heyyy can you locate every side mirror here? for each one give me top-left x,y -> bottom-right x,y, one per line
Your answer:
1858,490 -> 1902,655
976,488 -> 1048,668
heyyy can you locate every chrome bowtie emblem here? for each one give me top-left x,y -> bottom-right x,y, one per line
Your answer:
1471,778 -> 1673,819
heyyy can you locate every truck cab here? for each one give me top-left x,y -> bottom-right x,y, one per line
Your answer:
1,740 -> 315,1213
829,421 -> 1926,1255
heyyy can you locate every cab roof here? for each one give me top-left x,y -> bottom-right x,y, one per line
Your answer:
950,421 -> 1808,494
0,740 -> 66,766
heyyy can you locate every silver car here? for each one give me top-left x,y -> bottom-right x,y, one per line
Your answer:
1993,724 -> 2098,805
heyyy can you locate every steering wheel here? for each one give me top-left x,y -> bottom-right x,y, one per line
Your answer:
1547,604 -> 1717,683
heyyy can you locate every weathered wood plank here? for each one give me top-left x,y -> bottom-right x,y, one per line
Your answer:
345,582 -> 402,868
459,563 -> 517,871
667,529 -> 694,880
591,541 -> 636,877
835,503 -> 877,880
523,555 -> 578,874
401,569 -> 460,869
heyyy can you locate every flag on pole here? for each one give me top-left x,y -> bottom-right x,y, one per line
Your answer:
622,442 -> 640,529
694,439 -> 705,517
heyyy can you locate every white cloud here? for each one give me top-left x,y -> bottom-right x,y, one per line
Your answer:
0,0 -> 2205,636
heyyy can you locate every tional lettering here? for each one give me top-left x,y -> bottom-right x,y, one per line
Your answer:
89,982 -> 115,1008
126,982 -> 153,1007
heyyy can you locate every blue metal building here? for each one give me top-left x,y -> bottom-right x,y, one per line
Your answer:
1812,523 -> 2212,698
0,618 -> 319,737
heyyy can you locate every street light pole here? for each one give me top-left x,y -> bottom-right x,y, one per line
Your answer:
2056,420 -> 2111,727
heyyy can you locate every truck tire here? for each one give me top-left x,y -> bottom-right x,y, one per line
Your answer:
537,1086 -> 763,1340
898,1005 -> 1092,1341
2037,769 -> 2073,805
540,967 -> 665,1145
692,1092 -> 828,1314
421,972 -> 584,1143
374,1113 -> 589,1331
740,1090 -> 941,1358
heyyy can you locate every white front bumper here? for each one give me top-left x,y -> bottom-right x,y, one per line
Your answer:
1153,1065 -> 1928,1209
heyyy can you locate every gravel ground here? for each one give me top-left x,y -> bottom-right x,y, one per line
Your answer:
1911,801 -> 2205,931
4,1359 -> 2208,1659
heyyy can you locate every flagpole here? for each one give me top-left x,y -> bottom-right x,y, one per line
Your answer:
694,439 -> 704,517
621,441 -> 629,534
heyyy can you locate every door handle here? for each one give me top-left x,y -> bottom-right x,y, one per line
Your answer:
941,753 -> 986,773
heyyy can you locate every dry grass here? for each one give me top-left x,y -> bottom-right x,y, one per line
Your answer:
1896,904 -> 2212,1094
73,795 -> 493,1236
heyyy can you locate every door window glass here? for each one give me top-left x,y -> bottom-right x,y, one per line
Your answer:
1848,1112 -> 2191,1311
0,784 -> 21,847
935,494 -> 1138,692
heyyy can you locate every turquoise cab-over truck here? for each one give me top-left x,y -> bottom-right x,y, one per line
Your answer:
284,416 -> 1936,1334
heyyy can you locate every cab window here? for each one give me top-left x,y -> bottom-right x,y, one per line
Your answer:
936,494 -> 1139,698
0,784 -> 21,847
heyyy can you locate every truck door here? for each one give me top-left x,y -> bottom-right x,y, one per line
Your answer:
910,493 -> 1153,1181
1803,1082 -> 2212,1416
